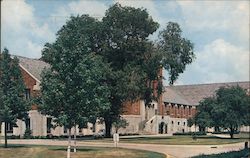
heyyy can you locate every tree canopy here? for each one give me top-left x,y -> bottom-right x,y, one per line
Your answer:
41,3 -> 195,138
0,48 -> 29,148
192,85 -> 249,138
158,22 -> 195,84
40,15 -> 111,157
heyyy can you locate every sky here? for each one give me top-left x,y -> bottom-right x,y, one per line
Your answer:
1,0 -> 249,85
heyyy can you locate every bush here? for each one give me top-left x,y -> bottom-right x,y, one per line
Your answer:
191,148 -> 249,158
173,131 -> 206,136
23,129 -> 32,138
7,135 -> 20,139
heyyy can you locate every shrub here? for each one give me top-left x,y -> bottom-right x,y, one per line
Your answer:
23,129 -> 32,138
7,135 -> 20,139
173,131 -> 206,136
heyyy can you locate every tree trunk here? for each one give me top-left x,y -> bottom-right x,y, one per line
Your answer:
73,126 -> 77,153
67,129 -> 71,158
105,120 -> 111,138
199,126 -> 205,132
4,122 -> 7,148
229,127 -> 234,139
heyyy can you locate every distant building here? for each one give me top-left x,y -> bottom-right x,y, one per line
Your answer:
0,56 -> 249,136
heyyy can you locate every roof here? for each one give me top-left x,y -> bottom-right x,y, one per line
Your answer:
163,81 -> 250,106
15,56 -> 50,82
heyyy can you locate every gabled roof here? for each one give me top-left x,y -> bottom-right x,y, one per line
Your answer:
164,81 -> 250,106
163,88 -> 190,105
15,56 -> 50,82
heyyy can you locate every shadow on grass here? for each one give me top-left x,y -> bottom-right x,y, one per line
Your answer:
50,147 -> 99,152
0,144 -> 28,148
197,136 -> 241,140
121,137 -> 173,140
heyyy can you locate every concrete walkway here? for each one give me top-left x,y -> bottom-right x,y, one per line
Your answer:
4,139 -> 247,158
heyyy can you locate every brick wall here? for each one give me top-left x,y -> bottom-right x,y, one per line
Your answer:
122,100 -> 141,115
162,103 -> 196,119
20,67 -> 39,110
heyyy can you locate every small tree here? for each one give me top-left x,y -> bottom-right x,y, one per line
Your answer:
194,85 -> 249,138
112,117 -> 129,133
40,15 -> 111,158
194,98 -> 216,132
215,86 -> 249,138
0,48 -> 29,148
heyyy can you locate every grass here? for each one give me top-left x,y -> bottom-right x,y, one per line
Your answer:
87,133 -> 250,145
0,145 -> 165,158
191,148 -> 249,158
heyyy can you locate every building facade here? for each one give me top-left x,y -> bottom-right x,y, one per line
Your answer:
0,56 -> 249,136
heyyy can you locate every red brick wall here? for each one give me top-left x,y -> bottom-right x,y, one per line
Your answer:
163,103 -> 196,119
122,100 -> 140,115
20,67 -> 39,110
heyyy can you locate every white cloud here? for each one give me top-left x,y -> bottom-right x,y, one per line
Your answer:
49,0 -> 109,33
53,1 -> 108,20
26,41 -> 43,58
2,0 -> 54,58
177,38 -> 249,84
2,0 -> 34,32
68,1 -> 107,18
115,0 -> 162,23
30,22 -> 54,41
176,1 -> 249,47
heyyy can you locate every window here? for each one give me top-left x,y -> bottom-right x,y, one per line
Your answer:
155,109 -> 158,115
47,118 -> 52,134
183,122 -> 186,126
166,110 -> 170,115
171,121 -> 174,124
6,123 -> 13,133
189,106 -> 192,115
64,126 -> 67,134
177,122 -> 180,125
79,127 -> 82,133
25,118 -> 30,130
24,89 -> 31,100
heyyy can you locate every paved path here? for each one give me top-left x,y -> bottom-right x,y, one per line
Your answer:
5,139 -> 247,158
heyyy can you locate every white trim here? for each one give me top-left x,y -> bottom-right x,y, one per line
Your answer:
19,64 -> 41,83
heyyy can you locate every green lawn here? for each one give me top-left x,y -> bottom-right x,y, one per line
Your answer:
0,145 -> 165,158
87,133 -> 249,145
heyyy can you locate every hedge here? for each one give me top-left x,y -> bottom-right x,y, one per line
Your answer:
173,131 -> 206,136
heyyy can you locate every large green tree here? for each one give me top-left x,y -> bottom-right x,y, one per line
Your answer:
0,48 -> 29,148
158,22 -> 195,84
40,15 -> 111,158
41,3 -> 195,138
193,85 -> 249,138
100,4 -> 161,137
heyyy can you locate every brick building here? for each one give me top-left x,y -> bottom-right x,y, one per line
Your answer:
0,56 -> 249,136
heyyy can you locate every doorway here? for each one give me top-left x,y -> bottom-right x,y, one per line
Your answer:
159,122 -> 165,134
